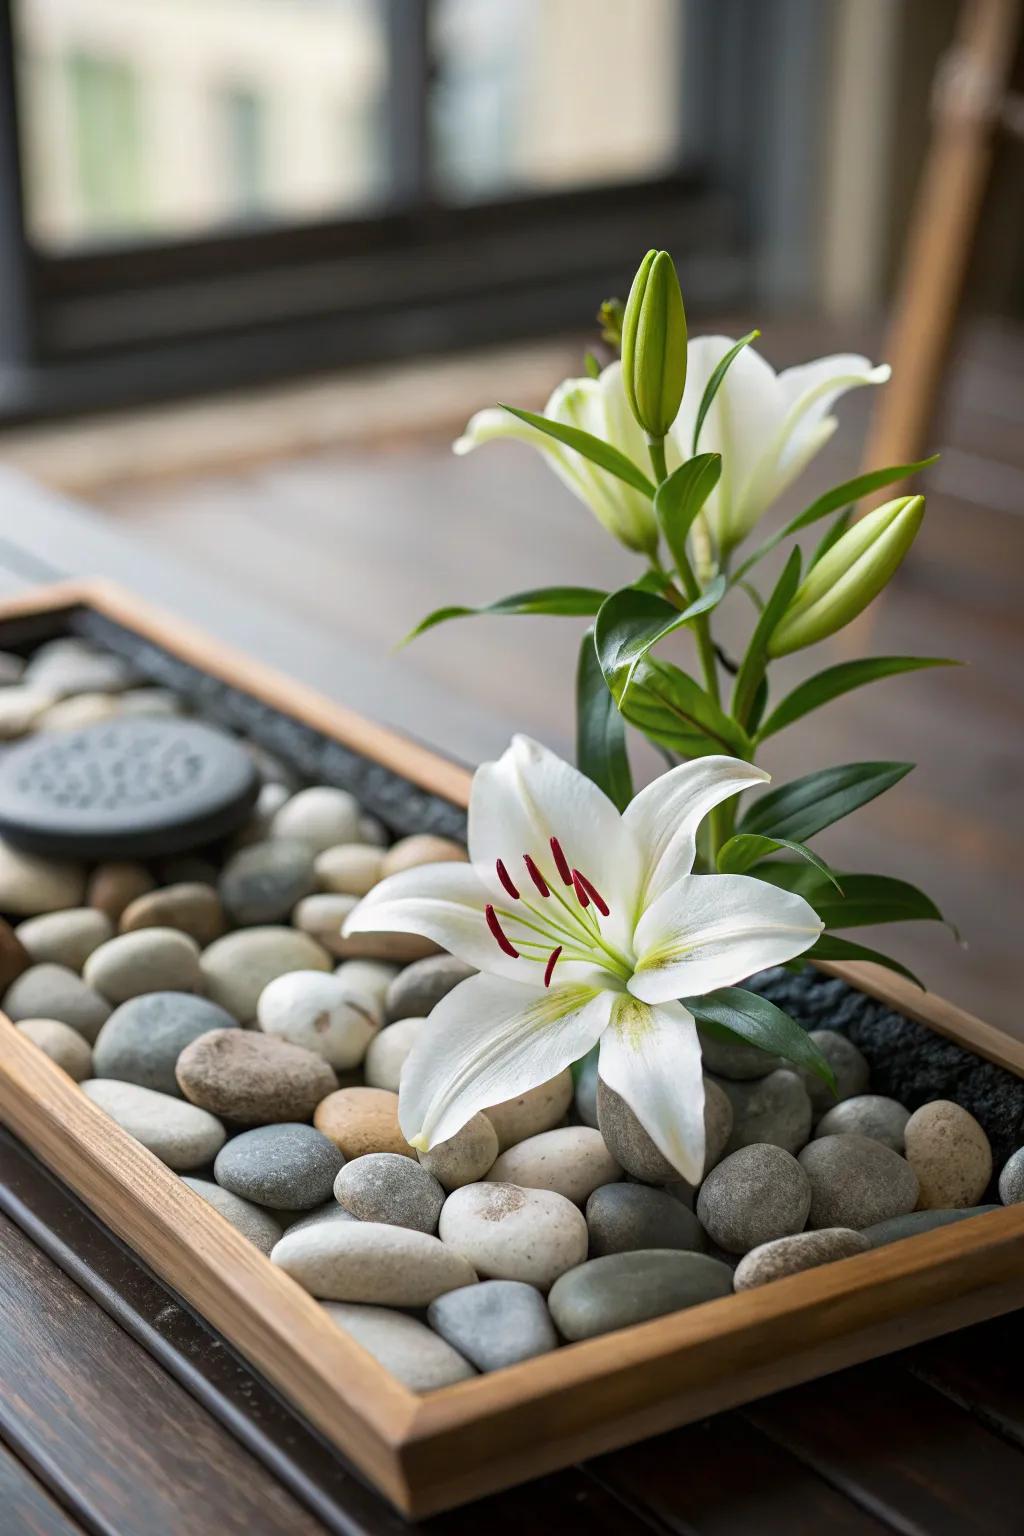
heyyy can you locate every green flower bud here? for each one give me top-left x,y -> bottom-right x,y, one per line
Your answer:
621,249 -> 687,440
768,495 -> 925,657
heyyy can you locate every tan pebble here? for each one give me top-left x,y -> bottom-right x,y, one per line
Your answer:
38,693 -> 120,731
310,890 -> 438,963
0,917 -> 30,990
119,882 -> 227,947
199,927 -> 332,1021
16,1018 -> 93,1080
314,1086 -> 416,1160
87,862 -> 155,923
904,1100 -> 993,1209
0,842 -> 85,916
380,835 -> 468,879
314,844 -> 385,897
16,908 -> 113,970
418,1112 -> 499,1190
486,1127 -> 621,1205
84,928 -> 201,1003
484,1070 -> 574,1152
176,1029 -> 337,1124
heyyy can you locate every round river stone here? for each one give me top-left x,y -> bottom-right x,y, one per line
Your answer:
3,963 -> 111,1041
801,1030 -> 870,1116
363,1017 -> 422,1091
322,1302 -> 474,1391
214,1123 -> 344,1210
548,1250 -> 734,1341
271,1220 -> 477,1306
733,1227 -> 870,1289
199,926 -> 332,1020
92,991 -> 238,1096
182,1176 -> 283,1256
814,1094 -> 911,1152
219,839 -> 317,926
485,1126 -> 621,1205
697,1025 -> 781,1080
697,1144 -> 811,1254
313,844 -> 384,898
16,1017 -> 93,1080
384,955 -> 475,1023
903,1099 -> 993,1209
0,840 -> 85,915
176,1028 -> 336,1124
15,907 -> 113,970
257,969 -> 380,1070
84,928 -> 202,1003
417,1113 -> 499,1191
82,1078 -> 225,1169
314,1086 -> 415,1159
438,1181 -> 587,1292
483,1071 -> 573,1151
799,1134 -> 919,1229
719,1069 -> 813,1156
585,1182 -> 705,1258
427,1280 -> 558,1372
270,786 -> 361,853
334,1152 -> 445,1233
119,882 -> 226,948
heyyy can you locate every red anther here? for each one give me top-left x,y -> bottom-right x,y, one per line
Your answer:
523,853 -> 550,897
543,945 -> 562,987
571,870 -> 591,909
485,904 -> 519,958
550,836 -> 573,885
574,870 -> 610,917
495,859 -> 520,900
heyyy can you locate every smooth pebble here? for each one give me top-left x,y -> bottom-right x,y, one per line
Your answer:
200,927 -> 332,1020
801,1030 -> 870,1116
322,1302 -> 474,1390
380,834 -> 467,878
439,1182 -> 587,1292
82,1078 -> 225,1169
87,862 -> 155,923
814,1094 -> 911,1152
485,1070 -> 574,1152
16,1017 -> 93,1080
214,1123 -> 344,1209
314,1086 -> 415,1159
220,839 -> 316,926
999,1147 -> 1024,1205
93,991 -> 238,1096
548,1250 -> 734,1341
862,1205 -> 1001,1247
733,1227 -> 870,1289
177,1028 -> 336,1124
486,1127 -> 621,1206
698,1025 -> 781,1080
585,1182 -> 704,1257
719,1069 -> 813,1156
84,928 -> 202,1003
697,1144 -> 811,1254
182,1176 -> 283,1255
799,1134 -> 919,1229
0,841 -> 85,915
119,882 -> 227,947
272,1220 -> 476,1305
257,969 -> 380,1070
16,908 -> 113,970
321,892 -> 437,963
418,1113 -> 499,1190
4,963 -> 111,1041
427,1280 -> 557,1372
271,787 -> 361,853
314,844 -> 384,897
384,954 -> 475,1023
334,1152 -> 444,1233
363,1016 -> 422,1091
903,1099 -> 993,1209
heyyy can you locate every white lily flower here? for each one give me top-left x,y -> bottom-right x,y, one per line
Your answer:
343,738 -> 823,1182
454,360 -> 658,556
668,338 -> 891,558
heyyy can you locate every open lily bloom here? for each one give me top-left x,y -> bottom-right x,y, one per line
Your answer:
667,338 -> 890,559
343,737 -> 823,1182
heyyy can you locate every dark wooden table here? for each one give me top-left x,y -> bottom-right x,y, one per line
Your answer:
0,474 -> 1021,1536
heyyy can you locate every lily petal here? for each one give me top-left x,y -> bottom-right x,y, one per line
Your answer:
398,972 -> 614,1149
629,872 -> 823,1003
623,755 -> 769,909
599,994 -> 706,1182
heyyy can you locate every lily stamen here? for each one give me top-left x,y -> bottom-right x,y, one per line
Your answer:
550,836 -> 573,885
571,870 -> 591,909
523,854 -> 550,897
495,859 -> 520,900
484,903 -> 519,958
543,945 -> 563,987
573,870 -> 610,917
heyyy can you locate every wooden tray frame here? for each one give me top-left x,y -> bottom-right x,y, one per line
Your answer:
1,578 -> 1023,1519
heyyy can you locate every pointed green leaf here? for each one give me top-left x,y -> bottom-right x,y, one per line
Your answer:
612,656 -> 752,758
754,864 -> 949,931
401,586 -> 607,645
692,331 -> 760,454
717,833 -> 842,890
576,627 -> 633,811
802,933 -> 924,988
654,454 -> 722,577
738,761 -> 913,842
757,656 -> 960,741
595,580 -> 727,701
500,404 -> 655,497
684,986 -> 836,1090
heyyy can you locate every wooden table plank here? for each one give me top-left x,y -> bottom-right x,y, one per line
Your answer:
0,1440 -> 87,1536
908,1312 -> 1024,1451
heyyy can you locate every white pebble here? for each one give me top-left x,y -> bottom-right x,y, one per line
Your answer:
363,1017 -> 423,1091
256,969 -> 379,1070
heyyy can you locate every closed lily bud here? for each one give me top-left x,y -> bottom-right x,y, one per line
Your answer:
621,249 -> 687,440
768,495 -> 925,657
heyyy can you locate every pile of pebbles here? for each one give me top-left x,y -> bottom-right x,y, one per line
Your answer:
1,634 -> 1023,1395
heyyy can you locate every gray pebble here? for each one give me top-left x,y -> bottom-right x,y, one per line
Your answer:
814,1095 -> 910,1152
84,928 -> 202,1003
15,908 -> 113,970
719,1069 -> 813,1156
999,1147 -> 1024,1205
801,1030 -> 869,1117
219,839 -> 317,926
596,1079 -> 675,1181
334,1152 -> 444,1233
733,1228 -> 870,1289
697,1144 -> 811,1255
322,1302 -> 475,1391
286,1202 -> 359,1234
698,1026 -> 781,1080
93,991 -> 238,1096
384,955 -> 475,1022
799,1134 -> 919,1229
574,1049 -> 599,1128
548,1250 -> 734,1341
585,1183 -> 704,1257
862,1205 -> 1001,1248
214,1123 -> 344,1210
182,1177 -> 283,1255
428,1280 -> 557,1371
82,1079 -> 225,1170
4,963 -> 111,1042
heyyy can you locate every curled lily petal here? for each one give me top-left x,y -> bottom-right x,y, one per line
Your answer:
342,862 -> 523,981
398,972 -> 614,1150
599,994 -> 705,1182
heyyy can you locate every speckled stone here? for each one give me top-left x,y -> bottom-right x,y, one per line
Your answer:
321,1303 -> 475,1390
862,1205 -> 1000,1248
257,969 -> 380,1070
484,1071 -> 574,1152
548,1250 -> 734,1341
903,1099 -> 993,1209
84,928 -> 202,1003
92,991 -> 238,1096
698,1025 -> 781,1080
801,1029 -> 870,1117
363,1017 -> 422,1091
82,1078 -> 225,1169
314,1086 -> 416,1159
15,908 -> 113,970
272,1220 -> 477,1305
334,1152 -> 445,1233
418,1113 -> 499,1191
596,1079 -> 676,1181
799,1134 -> 919,1229
3,963 -> 111,1042
199,926 -> 332,1021
486,1127 -> 621,1206
697,1144 -> 811,1254
177,1028 -> 336,1124
427,1280 -> 557,1372
814,1095 -> 911,1152
719,1069 -> 814,1156
286,1202 -> 358,1234
733,1228 -> 870,1289
999,1147 -> 1024,1205
119,883 -> 227,947
384,955 -> 475,1023
585,1182 -> 704,1257
0,841 -> 86,915
16,1017 -> 93,1080
214,1123 -> 344,1210
380,834 -> 468,878
270,786 -> 361,853
439,1182 -> 588,1292
182,1177 -> 283,1256
313,844 -> 384,897
219,839 -> 317,926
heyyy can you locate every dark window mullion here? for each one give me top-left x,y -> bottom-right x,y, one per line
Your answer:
384,0 -> 432,209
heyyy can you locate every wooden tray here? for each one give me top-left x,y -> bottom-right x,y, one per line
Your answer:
1,579 -> 1022,1519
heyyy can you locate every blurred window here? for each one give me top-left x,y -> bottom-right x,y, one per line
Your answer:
68,51 -> 143,230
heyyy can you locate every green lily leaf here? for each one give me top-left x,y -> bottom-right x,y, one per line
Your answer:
576,627 -> 633,812
757,656 -> 960,741
401,585 -> 607,645
738,760 -> 913,843
754,863 -> 951,932
654,454 -> 722,577
595,582 -> 727,700
692,331 -> 760,454
733,453 -> 940,581
730,547 -> 802,724
717,833 -> 842,891
611,656 -> 752,758
801,933 -> 924,988
685,986 -> 837,1091
500,404 -> 656,498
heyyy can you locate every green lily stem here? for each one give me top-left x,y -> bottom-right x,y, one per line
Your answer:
648,436 -> 669,484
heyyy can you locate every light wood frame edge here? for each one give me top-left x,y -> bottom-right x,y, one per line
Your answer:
0,578 -> 1022,1518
